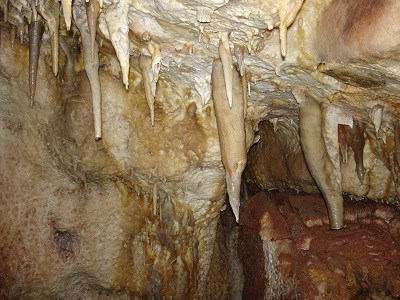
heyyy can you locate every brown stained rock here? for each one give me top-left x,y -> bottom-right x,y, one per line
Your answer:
239,191 -> 400,299
238,226 -> 266,300
246,121 -> 316,194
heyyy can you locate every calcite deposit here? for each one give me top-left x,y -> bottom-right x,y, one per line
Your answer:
1,0 -> 400,298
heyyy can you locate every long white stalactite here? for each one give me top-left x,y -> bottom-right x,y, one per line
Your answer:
74,2 -> 102,139
60,0 -> 72,31
212,58 -> 247,222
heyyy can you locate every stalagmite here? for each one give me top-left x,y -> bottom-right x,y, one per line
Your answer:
212,58 -> 247,222
74,3 -> 102,139
218,32 -> 233,108
139,54 -> 155,125
85,0 -> 100,63
293,90 -> 344,229
105,0 -> 130,89
28,16 -> 44,107
37,0 -> 60,76
61,0 -> 72,31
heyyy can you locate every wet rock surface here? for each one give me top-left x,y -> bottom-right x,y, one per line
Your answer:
239,192 -> 400,299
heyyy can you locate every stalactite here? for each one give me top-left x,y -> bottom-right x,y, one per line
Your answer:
10,25 -> 16,49
218,31 -> 233,108
147,41 -> 162,98
241,70 -> 247,118
153,183 -> 158,217
28,16 -> 44,107
338,124 -> 352,164
59,34 -> 79,86
2,0 -> 9,23
321,104 -> 352,198
276,0 -> 304,58
371,104 -> 383,137
233,43 -> 245,77
29,0 -> 37,21
60,0 -> 72,31
351,119 -> 366,183
212,58 -> 247,221
74,2 -> 102,139
139,54 -> 155,125
338,119 -> 366,183
105,0 -> 130,89
38,0 -> 60,76
394,122 -> 400,171
16,20 -> 24,44
85,0 -> 100,64
293,90 -> 343,229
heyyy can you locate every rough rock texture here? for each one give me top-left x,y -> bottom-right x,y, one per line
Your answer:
240,192 -> 400,299
0,30 -> 228,298
1,0 -> 400,297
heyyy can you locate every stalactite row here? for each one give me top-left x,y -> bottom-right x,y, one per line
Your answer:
0,0 -> 131,140
338,120 -> 366,183
362,105 -> 400,193
0,0 -> 306,225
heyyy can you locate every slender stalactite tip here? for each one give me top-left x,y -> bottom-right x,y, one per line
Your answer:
61,0 -> 72,31
28,17 -> 44,107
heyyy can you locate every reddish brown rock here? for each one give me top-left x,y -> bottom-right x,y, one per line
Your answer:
239,192 -> 400,299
